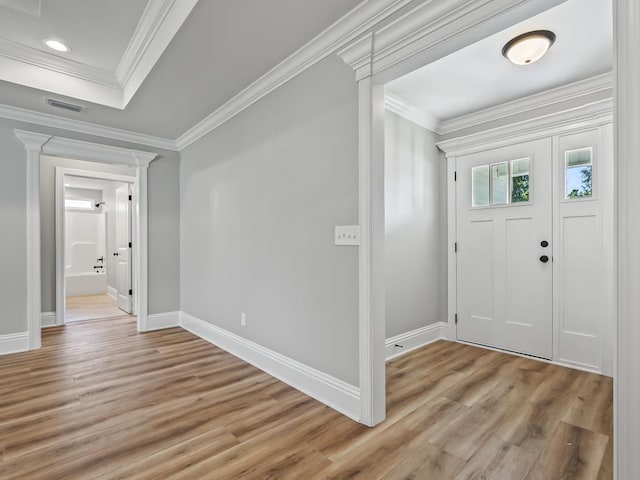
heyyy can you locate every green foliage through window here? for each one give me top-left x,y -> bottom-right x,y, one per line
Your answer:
511,175 -> 530,203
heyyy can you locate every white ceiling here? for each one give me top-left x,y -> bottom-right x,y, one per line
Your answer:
386,0 -> 613,125
0,0 -> 147,71
0,0 -> 362,139
0,0 -> 199,109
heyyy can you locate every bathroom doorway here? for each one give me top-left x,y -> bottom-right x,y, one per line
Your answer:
56,168 -> 135,323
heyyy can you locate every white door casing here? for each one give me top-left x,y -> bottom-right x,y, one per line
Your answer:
338,0 -> 636,476
15,131 -> 157,341
115,184 -> 132,313
456,138 -> 554,359
446,121 -> 614,375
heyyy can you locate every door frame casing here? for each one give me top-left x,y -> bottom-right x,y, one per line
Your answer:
13,130 -> 157,348
54,167 -> 136,326
439,106 -> 614,376
339,0 -> 638,477
338,0 -> 570,429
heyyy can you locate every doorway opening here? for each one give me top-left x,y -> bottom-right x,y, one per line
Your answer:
59,171 -> 135,323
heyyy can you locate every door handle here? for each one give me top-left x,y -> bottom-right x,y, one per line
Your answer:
540,240 -> 549,248
113,252 -> 119,257
539,255 -> 549,263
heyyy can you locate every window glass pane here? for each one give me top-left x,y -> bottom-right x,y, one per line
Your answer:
472,165 -> 489,207
491,162 -> 509,205
511,158 -> 530,203
565,148 -> 592,199
65,199 -> 93,209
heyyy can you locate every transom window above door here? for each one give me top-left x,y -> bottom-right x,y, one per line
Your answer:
472,157 -> 531,207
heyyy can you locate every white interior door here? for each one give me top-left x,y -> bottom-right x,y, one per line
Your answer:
115,185 -> 132,313
456,138 -> 553,358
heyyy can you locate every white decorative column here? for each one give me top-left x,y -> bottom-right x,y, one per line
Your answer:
132,154 -> 154,332
615,0 -> 640,478
339,34 -> 387,427
14,130 -> 52,350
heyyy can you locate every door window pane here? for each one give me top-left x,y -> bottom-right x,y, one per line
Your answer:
565,148 -> 592,199
511,158 -> 530,203
491,162 -> 509,205
472,165 -> 489,207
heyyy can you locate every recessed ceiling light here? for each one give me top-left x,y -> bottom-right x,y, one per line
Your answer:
44,39 -> 70,53
502,30 -> 556,65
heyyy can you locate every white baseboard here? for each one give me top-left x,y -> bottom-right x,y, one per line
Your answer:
386,322 -> 448,361
180,312 -> 361,421
147,311 -> 181,331
40,312 -> 57,328
107,286 -> 117,301
0,331 -> 29,355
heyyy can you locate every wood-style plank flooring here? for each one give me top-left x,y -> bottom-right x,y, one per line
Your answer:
65,294 -> 127,323
0,317 -> 612,479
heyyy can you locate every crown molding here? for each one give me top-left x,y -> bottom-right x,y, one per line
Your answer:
175,0 -> 414,150
1,102 -> 178,151
384,91 -> 439,132
117,0 -> 200,107
339,0 -> 565,83
0,0 -> 199,109
436,98 -> 613,158
439,71 -> 614,135
40,135 -> 158,167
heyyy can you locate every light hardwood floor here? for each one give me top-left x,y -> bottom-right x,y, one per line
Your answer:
0,317 -> 612,479
65,294 -> 128,322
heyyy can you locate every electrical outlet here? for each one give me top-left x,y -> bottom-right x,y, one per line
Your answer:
241,313 -> 246,327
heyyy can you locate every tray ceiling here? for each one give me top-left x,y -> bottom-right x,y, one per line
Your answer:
0,0 -> 199,109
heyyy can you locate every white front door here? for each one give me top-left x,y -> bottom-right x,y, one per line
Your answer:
456,138 -> 553,358
115,185 -> 132,313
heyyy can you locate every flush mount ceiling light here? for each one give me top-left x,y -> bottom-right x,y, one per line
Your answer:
44,39 -> 70,53
502,30 -> 556,65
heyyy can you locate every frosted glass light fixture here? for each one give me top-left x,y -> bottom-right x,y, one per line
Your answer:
502,30 -> 555,65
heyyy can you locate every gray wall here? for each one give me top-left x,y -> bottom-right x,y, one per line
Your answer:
180,55 -> 360,386
384,111 -> 446,338
0,117 -> 180,336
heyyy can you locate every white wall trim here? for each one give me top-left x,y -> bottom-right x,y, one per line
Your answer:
0,102 -> 178,151
615,0 -> 640,477
437,99 -> 614,158
0,332 -> 29,355
439,72 -> 614,135
44,136 -> 158,168
106,286 -> 117,301
40,312 -> 56,328
117,0 -> 200,107
384,91 -> 439,132
175,0 -> 414,150
147,311 -> 181,331
385,322 -> 448,360
180,312 -> 361,422
14,130 -> 50,350
55,168 -> 137,327
14,130 -> 157,351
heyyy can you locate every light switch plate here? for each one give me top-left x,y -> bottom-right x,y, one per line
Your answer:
335,225 -> 360,246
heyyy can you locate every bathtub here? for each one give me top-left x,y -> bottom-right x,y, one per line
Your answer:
66,271 -> 108,297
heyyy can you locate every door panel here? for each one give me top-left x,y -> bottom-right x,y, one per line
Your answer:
116,185 -> 132,313
456,138 -> 553,358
